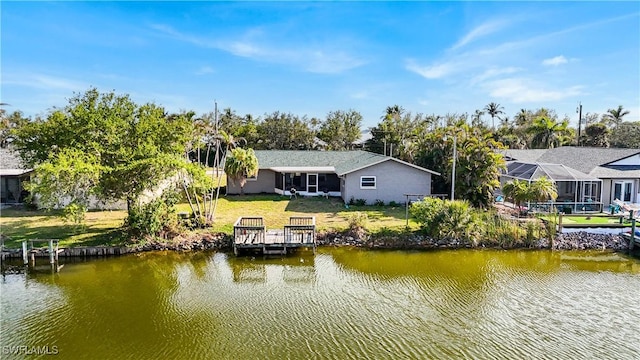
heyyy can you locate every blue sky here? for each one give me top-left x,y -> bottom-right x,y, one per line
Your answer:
2,1 -> 639,129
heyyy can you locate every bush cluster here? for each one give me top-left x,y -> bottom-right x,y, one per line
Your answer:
124,191 -> 179,240
410,197 -> 545,247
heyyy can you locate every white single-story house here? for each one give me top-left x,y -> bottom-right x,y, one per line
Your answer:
226,150 -> 440,204
501,147 -> 640,212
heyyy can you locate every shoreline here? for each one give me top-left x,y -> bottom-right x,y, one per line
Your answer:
1,230 -> 635,259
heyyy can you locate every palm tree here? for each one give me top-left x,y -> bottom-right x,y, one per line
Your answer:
224,147 -> 258,195
471,109 -> 485,127
603,105 -> 629,128
529,177 -> 558,204
514,108 -> 529,126
527,116 -> 570,149
502,179 -> 529,215
484,102 -> 504,129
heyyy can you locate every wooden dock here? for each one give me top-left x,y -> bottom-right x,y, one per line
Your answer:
233,216 -> 316,256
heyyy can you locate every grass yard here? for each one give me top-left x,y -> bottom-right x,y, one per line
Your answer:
0,208 -> 128,249
537,213 -> 632,225
181,194 -> 416,233
1,194 -> 416,249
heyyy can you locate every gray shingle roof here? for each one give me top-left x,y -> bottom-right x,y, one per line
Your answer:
501,147 -> 640,178
253,150 -> 438,176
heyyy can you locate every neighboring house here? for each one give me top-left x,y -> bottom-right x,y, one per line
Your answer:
226,150 -> 440,204
0,147 -> 32,204
0,147 -> 128,209
501,147 -> 640,210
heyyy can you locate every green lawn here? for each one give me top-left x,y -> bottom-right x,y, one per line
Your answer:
537,213 -> 631,225
1,194 -> 416,249
0,208 -> 128,249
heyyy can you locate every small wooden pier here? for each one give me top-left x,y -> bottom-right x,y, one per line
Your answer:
233,216 -> 316,256
1,239 -> 64,273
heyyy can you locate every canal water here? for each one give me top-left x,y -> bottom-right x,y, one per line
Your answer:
1,249 -> 639,359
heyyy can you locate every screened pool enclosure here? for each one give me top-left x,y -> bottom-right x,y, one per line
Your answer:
501,162 -> 603,213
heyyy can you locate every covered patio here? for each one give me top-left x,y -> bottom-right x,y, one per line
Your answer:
270,166 -> 341,197
502,162 -> 604,213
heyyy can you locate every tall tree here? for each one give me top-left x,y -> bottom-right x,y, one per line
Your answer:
224,147 -> 259,195
581,123 -> 610,147
365,106 -> 419,161
414,124 -> 506,208
317,110 -> 362,150
610,121 -> 640,148
527,116 -> 570,149
0,109 -> 29,148
484,102 -> 504,129
603,105 -> 630,128
14,88 -> 193,216
471,109 -> 485,127
256,112 -> 315,150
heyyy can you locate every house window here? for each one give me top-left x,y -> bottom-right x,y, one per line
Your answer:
360,176 -> 376,189
246,173 -> 258,182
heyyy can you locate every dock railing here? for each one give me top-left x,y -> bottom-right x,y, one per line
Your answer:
233,217 -> 266,245
284,217 -> 316,245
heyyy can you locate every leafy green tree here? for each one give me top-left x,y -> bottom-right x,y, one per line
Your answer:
14,88 -> 193,217
603,105 -> 629,128
581,123 -> 610,147
224,147 -> 259,195
317,110 -> 362,150
484,102 -> 504,129
527,116 -> 570,149
366,106 -> 423,161
610,121 -> 640,148
414,124 -> 506,208
25,148 -> 102,224
0,109 -> 29,148
256,111 -> 315,150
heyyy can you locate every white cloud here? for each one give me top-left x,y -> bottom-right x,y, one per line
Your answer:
195,66 -> 215,75
151,23 -> 365,74
451,19 -> 509,50
4,73 -> 88,91
470,67 -> 521,85
483,77 -> 583,103
542,55 -> 568,66
405,60 -> 456,79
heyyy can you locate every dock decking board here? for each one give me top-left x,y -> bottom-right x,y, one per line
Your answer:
233,217 -> 316,255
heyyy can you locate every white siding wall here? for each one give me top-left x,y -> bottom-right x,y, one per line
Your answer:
227,170 -> 276,194
343,160 -> 432,204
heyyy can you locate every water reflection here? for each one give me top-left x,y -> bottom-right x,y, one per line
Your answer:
230,256 -> 316,284
1,249 -> 639,360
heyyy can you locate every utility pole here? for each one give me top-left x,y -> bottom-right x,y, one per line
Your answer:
576,102 -> 582,146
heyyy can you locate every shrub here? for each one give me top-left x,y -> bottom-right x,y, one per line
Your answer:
63,201 -> 87,228
348,197 -> 356,206
354,198 -> 367,206
374,199 -> 385,206
347,211 -> 368,231
124,191 -> 179,240
388,201 -> 399,208
410,198 -> 476,243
